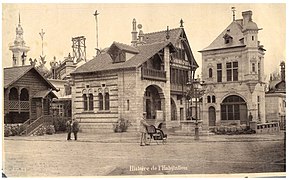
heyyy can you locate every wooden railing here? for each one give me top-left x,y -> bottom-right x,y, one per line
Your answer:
141,68 -> 166,81
19,118 -> 32,135
9,101 -> 29,111
23,115 -> 53,136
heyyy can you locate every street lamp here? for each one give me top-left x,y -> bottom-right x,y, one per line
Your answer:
186,76 -> 205,140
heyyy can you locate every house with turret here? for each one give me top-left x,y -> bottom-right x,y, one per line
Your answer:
199,10 -> 266,127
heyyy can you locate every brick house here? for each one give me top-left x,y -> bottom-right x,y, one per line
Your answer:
71,19 -> 198,132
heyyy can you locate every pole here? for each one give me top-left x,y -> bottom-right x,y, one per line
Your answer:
194,86 -> 199,140
39,29 -> 45,56
93,10 -> 100,55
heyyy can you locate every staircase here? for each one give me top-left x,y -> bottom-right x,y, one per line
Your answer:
20,115 -> 53,136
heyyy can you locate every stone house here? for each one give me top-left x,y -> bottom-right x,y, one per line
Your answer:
71,19 -> 198,132
199,10 -> 266,127
265,61 -> 286,128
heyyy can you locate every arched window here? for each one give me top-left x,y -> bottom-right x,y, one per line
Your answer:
83,94 -> 88,111
252,63 -> 255,72
89,93 -> 94,110
105,93 -> 110,110
221,95 -> 247,121
9,87 -> 18,100
127,100 -> 130,111
212,95 -> 216,103
209,68 -> 213,78
99,93 -> 103,110
20,88 -> 29,101
207,96 -> 211,103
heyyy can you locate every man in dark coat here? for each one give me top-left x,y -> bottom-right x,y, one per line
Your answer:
72,119 -> 80,140
66,119 -> 73,140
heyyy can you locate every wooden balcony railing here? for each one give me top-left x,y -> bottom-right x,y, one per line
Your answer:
141,68 -> 166,81
9,101 -> 29,111
170,84 -> 184,93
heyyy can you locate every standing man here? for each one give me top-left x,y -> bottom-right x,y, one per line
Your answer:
66,119 -> 73,140
140,112 -> 150,146
72,118 -> 80,140
248,112 -> 253,126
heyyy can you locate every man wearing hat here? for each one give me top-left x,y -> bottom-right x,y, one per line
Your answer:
140,112 -> 150,146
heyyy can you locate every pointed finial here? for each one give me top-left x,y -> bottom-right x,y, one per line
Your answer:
180,19 -> 184,28
231,7 -> 236,21
166,26 -> 170,40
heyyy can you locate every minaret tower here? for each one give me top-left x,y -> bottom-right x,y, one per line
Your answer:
9,13 -> 30,67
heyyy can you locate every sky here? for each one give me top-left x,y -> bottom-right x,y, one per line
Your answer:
2,3 -> 286,80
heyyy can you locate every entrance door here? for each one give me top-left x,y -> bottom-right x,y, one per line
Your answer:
36,101 -> 42,119
208,106 -> 216,126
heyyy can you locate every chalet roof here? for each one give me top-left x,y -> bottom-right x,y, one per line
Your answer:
109,41 -> 139,54
33,89 -> 57,99
4,65 -> 58,91
200,21 -> 246,52
143,28 -> 183,44
143,27 -> 198,68
72,41 -> 174,74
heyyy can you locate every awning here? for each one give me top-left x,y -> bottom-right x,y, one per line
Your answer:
52,95 -> 71,102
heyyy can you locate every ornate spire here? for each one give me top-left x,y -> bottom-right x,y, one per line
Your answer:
231,7 -> 236,21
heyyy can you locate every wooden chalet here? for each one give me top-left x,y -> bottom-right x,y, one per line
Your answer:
4,65 -> 58,129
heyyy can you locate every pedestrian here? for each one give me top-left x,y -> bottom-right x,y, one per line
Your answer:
140,112 -> 150,146
249,112 -> 253,121
66,119 -> 73,140
72,118 -> 80,140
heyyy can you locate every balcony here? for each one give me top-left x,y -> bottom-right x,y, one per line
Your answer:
141,68 -> 166,82
9,101 -> 30,112
171,84 -> 185,94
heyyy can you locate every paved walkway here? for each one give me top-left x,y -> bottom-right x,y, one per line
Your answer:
3,131 -> 285,177
5,130 -> 285,144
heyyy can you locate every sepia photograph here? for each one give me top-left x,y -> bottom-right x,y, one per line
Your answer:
1,2 -> 286,178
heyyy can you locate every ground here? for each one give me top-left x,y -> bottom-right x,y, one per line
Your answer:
2,131 -> 286,177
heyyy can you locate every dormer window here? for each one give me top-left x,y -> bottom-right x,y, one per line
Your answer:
107,42 -> 139,63
223,33 -> 233,44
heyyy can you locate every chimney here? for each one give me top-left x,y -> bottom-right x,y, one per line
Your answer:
242,10 -> 253,27
280,61 -> 285,81
131,18 -> 138,46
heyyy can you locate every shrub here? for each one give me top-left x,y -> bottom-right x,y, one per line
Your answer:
113,118 -> 132,133
46,125 -> 56,135
53,117 -> 68,132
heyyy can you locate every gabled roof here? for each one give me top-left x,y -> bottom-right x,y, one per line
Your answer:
33,89 -> 58,99
109,41 -> 139,54
4,65 -> 58,90
72,41 -> 174,75
143,27 -> 198,68
143,28 -> 183,44
199,21 -> 246,52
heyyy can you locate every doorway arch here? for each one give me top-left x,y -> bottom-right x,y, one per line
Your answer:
143,85 -> 164,120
